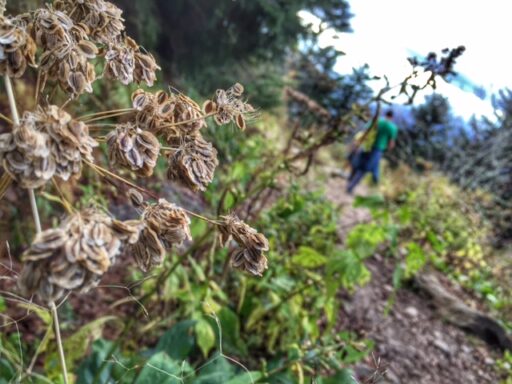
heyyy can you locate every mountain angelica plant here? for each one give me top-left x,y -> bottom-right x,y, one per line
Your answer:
0,0 -> 267,381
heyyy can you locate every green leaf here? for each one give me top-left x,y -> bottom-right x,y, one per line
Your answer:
320,369 -> 358,384
76,339 -> 116,384
353,194 -> 385,210
190,356 -> 234,384
195,318 -> 216,358
0,358 -> 15,382
156,320 -> 196,361
62,316 -> 118,372
16,302 -> 51,325
226,371 -> 263,384
405,242 -> 426,277
135,352 -> 183,384
210,308 -> 247,356
291,246 -> 327,269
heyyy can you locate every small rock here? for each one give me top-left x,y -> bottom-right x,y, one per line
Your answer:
484,357 -> 495,366
404,306 -> 419,318
433,339 -> 453,355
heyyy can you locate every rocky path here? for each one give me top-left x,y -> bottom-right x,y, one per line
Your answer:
323,174 -> 503,384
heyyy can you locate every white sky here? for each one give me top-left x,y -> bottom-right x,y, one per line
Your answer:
300,1 -> 510,120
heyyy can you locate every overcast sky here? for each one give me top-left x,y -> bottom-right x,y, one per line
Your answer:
300,1 -> 509,119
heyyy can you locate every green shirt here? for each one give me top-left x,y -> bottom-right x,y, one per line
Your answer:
373,118 -> 398,151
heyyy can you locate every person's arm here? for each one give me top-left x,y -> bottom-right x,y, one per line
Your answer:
388,140 -> 395,151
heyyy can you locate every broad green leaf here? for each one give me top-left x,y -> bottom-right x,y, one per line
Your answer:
190,356 -> 234,384
76,339 -> 116,384
134,352 -> 183,384
195,318 -> 215,358
156,320 -> 196,361
291,246 -> 327,269
0,358 -> 15,382
210,308 -> 248,356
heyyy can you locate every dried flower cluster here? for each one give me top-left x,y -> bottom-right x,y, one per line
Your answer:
0,15 -> 36,78
0,0 -> 270,313
219,215 -> 269,276
132,89 -> 205,139
204,83 -> 255,130
0,0 -> 160,98
167,134 -> 218,192
0,105 -> 97,188
130,199 -> 191,272
54,0 -> 125,44
106,123 -> 160,177
104,37 -> 160,86
19,208 -> 142,302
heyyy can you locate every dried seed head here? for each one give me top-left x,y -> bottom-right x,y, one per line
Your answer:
106,123 -> 160,177
54,0 -> 125,45
129,199 -> 191,271
104,37 -> 160,86
210,83 -> 254,130
131,89 -> 205,140
32,7 -> 76,50
219,215 -> 269,276
167,134 -> 218,192
0,106 -> 97,188
128,188 -> 145,208
0,15 -> 36,78
33,7 -> 98,97
18,208 -> 142,303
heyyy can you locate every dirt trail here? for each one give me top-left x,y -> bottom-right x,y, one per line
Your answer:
324,175 -> 502,384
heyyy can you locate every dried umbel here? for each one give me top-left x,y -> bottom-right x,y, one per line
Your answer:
0,105 -> 97,188
55,0 -> 125,45
31,7 -> 77,50
0,15 -> 36,78
104,37 -> 160,86
33,7 -> 98,97
106,123 -> 160,177
132,89 -> 205,141
204,83 -> 255,130
39,39 -> 97,97
167,134 -> 218,192
219,215 -> 269,276
130,199 -> 191,272
19,208 -> 142,302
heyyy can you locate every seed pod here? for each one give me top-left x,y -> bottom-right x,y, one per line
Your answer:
18,208 -> 143,303
167,134 -> 218,192
0,15 -> 36,78
129,199 -> 191,271
128,188 -> 145,208
218,215 -> 269,276
54,0 -> 125,45
0,105 -> 97,188
209,83 -> 255,129
106,123 -> 160,177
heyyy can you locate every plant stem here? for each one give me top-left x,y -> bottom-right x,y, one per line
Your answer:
4,76 -> 43,234
50,302 -> 69,384
4,76 -> 69,383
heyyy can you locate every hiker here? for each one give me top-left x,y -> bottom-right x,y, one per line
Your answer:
346,110 -> 398,194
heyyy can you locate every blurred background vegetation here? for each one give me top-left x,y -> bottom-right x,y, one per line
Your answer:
1,0 -> 512,383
